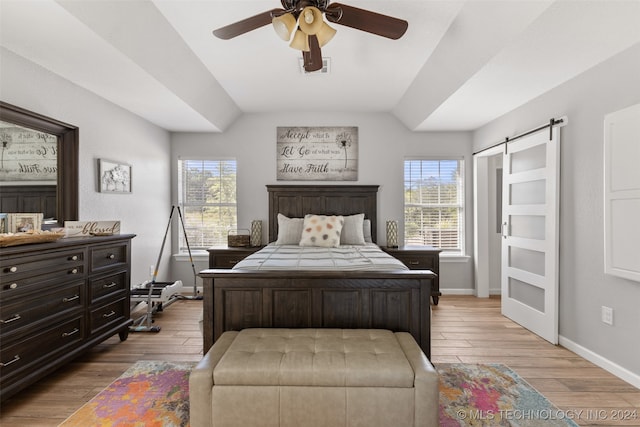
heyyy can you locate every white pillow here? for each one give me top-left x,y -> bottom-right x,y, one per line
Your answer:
363,219 -> 373,243
274,213 -> 304,245
299,214 -> 344,247
341,213 -> 366,245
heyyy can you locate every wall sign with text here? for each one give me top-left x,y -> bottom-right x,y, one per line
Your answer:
0,125 -> 57,182
277,126 -> 358,181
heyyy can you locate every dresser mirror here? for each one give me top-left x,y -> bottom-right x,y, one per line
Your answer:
0,101 -> 78,228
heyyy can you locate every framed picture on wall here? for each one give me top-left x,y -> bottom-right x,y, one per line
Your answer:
98,159 -> 132,193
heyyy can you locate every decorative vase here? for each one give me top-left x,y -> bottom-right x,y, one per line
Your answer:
386,220 -> 398,248
250,220 -> 262,247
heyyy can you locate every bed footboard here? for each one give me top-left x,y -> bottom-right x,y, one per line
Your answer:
199,269 -> 435,358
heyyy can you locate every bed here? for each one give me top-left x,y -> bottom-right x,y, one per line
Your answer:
199,185 -> 436,358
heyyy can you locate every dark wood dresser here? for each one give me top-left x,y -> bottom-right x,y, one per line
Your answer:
0,234 -> 135,401
382,246 -> 441,305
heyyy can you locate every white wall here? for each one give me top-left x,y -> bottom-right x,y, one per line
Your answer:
170,112 -> 474,293
473,44 -> 640,380
1,48 -> 172,285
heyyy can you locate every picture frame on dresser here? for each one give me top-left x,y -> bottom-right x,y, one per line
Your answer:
0,213 -> 7,233
7,213 -> 43,233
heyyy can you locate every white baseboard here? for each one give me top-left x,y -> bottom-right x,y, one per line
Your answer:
559,335 -> 640,389
439,289 -> 501,296
440,288 -> 475,295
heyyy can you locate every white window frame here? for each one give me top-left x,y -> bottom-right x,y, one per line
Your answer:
403,157 -> 465,255
177,158 -> 237,252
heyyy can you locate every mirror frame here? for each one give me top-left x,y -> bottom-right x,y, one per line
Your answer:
0,101 -> 79,226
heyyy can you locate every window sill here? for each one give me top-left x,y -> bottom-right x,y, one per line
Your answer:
173,251 -> 209,262
440,254 -> 471,263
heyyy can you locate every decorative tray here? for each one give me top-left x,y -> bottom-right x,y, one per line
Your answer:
0,231 -> 65,247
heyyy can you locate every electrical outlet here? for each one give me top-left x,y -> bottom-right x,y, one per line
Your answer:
601,306 -> 613,326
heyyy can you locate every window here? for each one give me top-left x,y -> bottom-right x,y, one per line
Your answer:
404,159 -> 465,255
178,159 -> 237,251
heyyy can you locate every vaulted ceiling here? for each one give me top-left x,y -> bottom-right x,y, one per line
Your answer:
1,0 -> 639,132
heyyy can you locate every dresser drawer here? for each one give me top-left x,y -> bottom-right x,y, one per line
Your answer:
212,254 -> 248,268
89,297 -> 128,335
90,270 -> 128,304
208,247 -> 264,269
394,254 -> 437,270
0,281 -> 84,338
0,316 -> 84,382
1,266 -> 84,299
89,242 -> 129,273
0,249 -> 84,297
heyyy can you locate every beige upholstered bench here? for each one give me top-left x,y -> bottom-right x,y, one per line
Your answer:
189,328 -> 439,427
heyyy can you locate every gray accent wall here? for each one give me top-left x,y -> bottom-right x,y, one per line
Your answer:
170,114 -> 475,293
473,43 -> 640,381
1,47 -> 172,286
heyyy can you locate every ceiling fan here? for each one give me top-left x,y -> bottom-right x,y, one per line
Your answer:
213,0 -> 408,72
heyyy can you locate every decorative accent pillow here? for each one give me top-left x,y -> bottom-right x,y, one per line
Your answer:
274,213 -> 304,245
340,213 -> 366,245
299,214 -> 344,247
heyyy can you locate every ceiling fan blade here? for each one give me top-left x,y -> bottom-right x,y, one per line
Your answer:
213,9 -> 282,40
326,3 -> 408,40
303,35 -> 323,72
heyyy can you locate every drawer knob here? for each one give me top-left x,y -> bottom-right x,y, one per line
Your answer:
1,314 -> 21,324
8,283 -> 18,290
70,255 -> 79,261
108,254 -> 115,260
0,355 -> 21,367
62,328 -> 80,338
103,282 -> 118,289
70,268 -> 79,274
9,266 -> 18,273
102,310 -> 116,318
63,295 -> 80,303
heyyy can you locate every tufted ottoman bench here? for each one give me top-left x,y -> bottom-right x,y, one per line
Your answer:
189,328 -> 439,427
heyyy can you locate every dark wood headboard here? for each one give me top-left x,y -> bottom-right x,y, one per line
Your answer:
267,185 -> 379,243
0,185 -> 56,220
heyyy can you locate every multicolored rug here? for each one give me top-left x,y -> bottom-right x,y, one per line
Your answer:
60,361 -> 577,427
438,363 -> 579,426
59,361 -> 194,427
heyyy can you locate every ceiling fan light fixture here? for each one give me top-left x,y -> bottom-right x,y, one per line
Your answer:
272,12 -> 297,41
316,22 -> 336,47
298,6 -> 323,35
289,29 -> 309,51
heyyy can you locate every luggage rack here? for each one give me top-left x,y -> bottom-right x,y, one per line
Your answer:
129,205 -> 198,333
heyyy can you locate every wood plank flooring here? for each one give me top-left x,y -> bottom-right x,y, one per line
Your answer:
1,295 -> 638,426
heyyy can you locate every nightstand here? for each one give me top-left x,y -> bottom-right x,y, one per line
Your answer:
207,246 -> 264,269
382,246 -> 442,305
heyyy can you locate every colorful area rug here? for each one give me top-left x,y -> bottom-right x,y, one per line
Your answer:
439,363 -> 579,426
60,361 -> 577,427
59,361 -> 194,427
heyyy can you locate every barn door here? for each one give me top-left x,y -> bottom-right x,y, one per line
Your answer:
501,126 -> 560,344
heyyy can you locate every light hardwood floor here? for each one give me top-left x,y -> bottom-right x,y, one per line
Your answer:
1,295 -> 638,426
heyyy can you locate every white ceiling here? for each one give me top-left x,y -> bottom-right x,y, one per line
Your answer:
1,0 -> 639,133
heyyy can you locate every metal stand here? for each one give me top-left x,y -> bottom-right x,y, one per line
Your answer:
129,205 -> 199,333
174,205 -> 200,300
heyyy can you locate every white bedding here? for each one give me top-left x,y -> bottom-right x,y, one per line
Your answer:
232,243 -> 409,271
